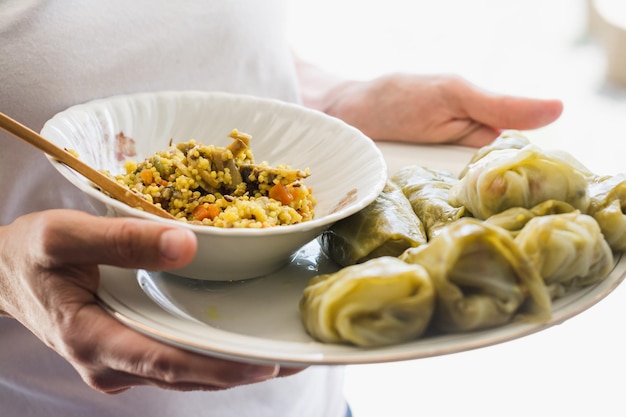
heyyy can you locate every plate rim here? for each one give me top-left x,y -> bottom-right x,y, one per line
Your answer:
96,247 -> 626,366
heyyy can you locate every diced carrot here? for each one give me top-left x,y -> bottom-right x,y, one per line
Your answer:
269,184 -> 294,205
140,170 -> 153,185
193,203 -> 220,221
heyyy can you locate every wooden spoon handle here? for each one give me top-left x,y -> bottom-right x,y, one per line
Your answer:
0,112 -> 177,220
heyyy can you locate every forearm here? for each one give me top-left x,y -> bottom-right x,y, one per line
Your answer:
294,55 -> 357,113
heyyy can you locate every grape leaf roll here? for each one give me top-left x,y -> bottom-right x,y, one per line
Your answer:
391,164 -> 465,240
484,199 -> 577,237
449,144 -> 592,220
319,181 -> 427,266
587,173 -> 626,251
299,257 -> 435,347
399,218 -> 551,333
458,130 -> 531,178
514,211 -> 614,299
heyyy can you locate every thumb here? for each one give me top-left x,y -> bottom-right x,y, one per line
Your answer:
463,88 -> 564,131
41,210 -> 197,271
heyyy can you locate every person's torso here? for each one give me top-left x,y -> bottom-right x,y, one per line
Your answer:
0,0 -> 300,223
0,2 -> 346,416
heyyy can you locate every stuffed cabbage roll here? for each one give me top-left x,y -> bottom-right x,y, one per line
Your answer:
449,144 -> 592,220
587,173 -> 626,251
459,130 -> 531,178
399,218 -> 551,333
485,199 -> 576,237
319,181 -> 427,267
514,211 -> 614,299
391,164 -> 465,240
299,257 -> 435,347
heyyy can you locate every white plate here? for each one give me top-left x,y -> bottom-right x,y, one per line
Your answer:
96,143 -> 626,365
98,241 -> 626,365
97,240 -> 626,366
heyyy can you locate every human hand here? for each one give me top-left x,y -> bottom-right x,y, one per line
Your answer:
321,73 -> 563,147
0,209 -> 302,394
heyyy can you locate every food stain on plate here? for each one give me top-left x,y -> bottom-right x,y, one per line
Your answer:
330,188 -> 358,213
205,305 -> 221,319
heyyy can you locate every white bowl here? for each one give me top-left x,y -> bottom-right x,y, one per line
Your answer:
41,91 -> 387,280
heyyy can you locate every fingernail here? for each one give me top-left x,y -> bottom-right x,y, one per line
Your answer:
159,228 -> 194,261
243,364 -> 280,382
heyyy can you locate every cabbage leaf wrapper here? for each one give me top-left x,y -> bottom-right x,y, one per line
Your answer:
449,144 -> 592,220
515,211 -> 614,299
459,130 -> 531,178
484,199 -> 577,237
587,173 -> 626,251
299,257 -> 435,347
391,164 -> 465,240
399,218 -> 551,333
319,181 -> 427,267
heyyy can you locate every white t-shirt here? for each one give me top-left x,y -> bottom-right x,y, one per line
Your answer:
0,1 -> 347,416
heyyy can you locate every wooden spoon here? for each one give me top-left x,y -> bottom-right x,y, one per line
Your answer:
0,112 -> 177,220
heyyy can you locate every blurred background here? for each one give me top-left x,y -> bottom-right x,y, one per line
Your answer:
287,1 -> 626,416
288,0 -> 626,174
